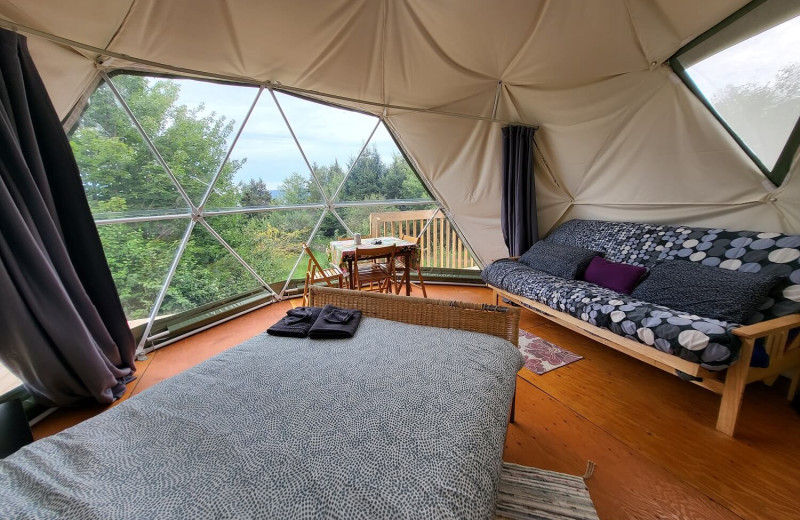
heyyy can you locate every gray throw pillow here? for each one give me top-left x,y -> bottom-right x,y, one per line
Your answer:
631,260 -> 780,324
518,241 -> 602,280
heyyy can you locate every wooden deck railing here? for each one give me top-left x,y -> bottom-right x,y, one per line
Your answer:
369,209 -> 477,269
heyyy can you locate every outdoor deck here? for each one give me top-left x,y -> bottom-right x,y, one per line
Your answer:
27,286 -> 800,520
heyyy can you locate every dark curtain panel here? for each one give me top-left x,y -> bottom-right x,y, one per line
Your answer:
501,125 -> 538,256
0,29 -> 135,407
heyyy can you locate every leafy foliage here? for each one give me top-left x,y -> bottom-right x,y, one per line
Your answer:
239,179 -> 273,208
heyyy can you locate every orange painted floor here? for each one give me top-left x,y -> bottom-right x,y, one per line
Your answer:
33,286 -> 800,520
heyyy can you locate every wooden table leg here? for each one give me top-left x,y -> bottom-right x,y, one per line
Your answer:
394,251 -> 412,296
405,253 -> 411,296
346,259 -> 354,289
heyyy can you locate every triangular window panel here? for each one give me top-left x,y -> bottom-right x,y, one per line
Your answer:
205,208 -> 324,287
109,74 -> 259,205
160,224 -> 265,316
70,81 -> 190,219
206,91 -> 325,209
680,13 -> 800,171
334,123 -> 433,203
274,91 -> 379,200
96,219 -> 190,322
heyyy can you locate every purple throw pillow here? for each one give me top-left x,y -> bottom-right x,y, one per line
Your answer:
582,256 -> 647,295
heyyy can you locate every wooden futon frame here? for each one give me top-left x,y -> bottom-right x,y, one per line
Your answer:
490,285 -> 800,437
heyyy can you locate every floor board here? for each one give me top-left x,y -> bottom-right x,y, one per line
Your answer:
504,381 -> 740,520
31,285 -> 800,519
517,315 -> 800,520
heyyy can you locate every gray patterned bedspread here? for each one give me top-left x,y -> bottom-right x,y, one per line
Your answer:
0,317 -> 523,519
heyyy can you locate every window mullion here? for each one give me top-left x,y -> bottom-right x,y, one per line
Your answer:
269,88 -> 331,207
198,87 -> 264,211
770,115 -> 800,187
330,117 -> 382,203
196,217 -> 278,297
101,72 -> 198,212
278,208 -> 330,298
136,219 -> 196,356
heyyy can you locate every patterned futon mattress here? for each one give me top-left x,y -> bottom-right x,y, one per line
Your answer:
0,318 -> 523,519
483,259 -> 740,371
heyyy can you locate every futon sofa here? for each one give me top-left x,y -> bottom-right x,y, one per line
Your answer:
483,219 -> 800,436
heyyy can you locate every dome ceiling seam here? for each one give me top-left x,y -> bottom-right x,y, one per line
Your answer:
532,138 -> 571,201
102,0 -> 136,52
400,0 -> 496,83
623,0 -> 657,69
499,0 -> 551,80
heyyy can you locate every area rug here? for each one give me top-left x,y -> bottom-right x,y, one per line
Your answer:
518,330 -> 582,375
495,462 -> 599,520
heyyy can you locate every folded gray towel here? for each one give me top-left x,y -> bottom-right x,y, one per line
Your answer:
267,307 -> 322,338
309,304 -> 363,339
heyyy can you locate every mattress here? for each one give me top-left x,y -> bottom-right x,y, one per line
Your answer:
0,317 -> 523,519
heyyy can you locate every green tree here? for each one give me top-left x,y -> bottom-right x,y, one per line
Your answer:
71,75 -> 248,318
387,155 -> 428,199
314,160 -> 346,198
339,145 -> 386,201
239,179 -> 273,207
71,75 -> 244,211
275,172 -> 317,205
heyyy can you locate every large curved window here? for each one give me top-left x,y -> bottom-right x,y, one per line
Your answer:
68,73 -> 477,352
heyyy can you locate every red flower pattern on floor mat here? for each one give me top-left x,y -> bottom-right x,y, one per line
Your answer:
518,330 -> 583,375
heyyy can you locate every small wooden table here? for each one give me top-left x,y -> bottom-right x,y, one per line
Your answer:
330,237 -> 417,295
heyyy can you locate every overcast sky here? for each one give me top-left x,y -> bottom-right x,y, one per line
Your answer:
174,81 -> 399,190
172,14 -> 799,190
686,14 -> 799,99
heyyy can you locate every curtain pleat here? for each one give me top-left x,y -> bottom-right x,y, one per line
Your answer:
501,126 -> 538,256
0,29 -> 135,407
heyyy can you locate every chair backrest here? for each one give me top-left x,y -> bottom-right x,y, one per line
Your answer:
401,235 -> 421,267
355,244 -> 396,264
302,243 -> 326,277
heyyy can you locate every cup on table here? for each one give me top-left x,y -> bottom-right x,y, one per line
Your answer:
354,233 -> 361,245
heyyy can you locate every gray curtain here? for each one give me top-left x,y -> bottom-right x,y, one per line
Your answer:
501,125 -> 538,256
0,29 -> 136,407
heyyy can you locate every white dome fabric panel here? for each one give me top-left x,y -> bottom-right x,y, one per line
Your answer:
3,0 -> 790,265
775,152 -> 800,233
25,38 -> 98,120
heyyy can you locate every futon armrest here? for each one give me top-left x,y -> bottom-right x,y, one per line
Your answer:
732,314 -> 800,340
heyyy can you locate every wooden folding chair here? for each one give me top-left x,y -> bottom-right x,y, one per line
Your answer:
353,244 -> 396,293
393,235 -> 427,298
302,243 -> 347,305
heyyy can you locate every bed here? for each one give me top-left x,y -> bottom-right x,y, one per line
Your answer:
0,288 -> 523,519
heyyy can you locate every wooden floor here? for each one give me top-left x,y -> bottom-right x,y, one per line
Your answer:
32,286 -> 800,520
